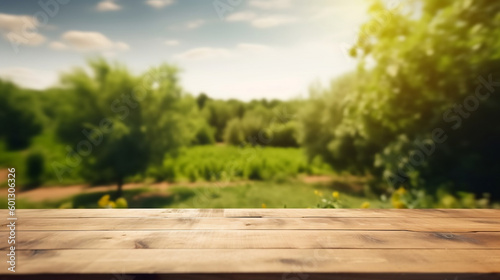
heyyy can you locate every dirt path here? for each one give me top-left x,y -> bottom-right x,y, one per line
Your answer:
17,183 -> 153,202
5,180 -> 251,202
301,175 -> 333,184
0,169 -> 8,182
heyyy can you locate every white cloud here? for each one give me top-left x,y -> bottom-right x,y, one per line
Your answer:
251,15 -> 296,28
249,0 -> 291,10
146,0 -> 174,9
175,47 -> 232,60
49,41 -> 68,50
0,67 -> 58,90
237,43 -> 271,52
185,19 -> 205,29
51,31 -> 129,52
96,0 -> 122,12
224,12 -> 296,28
164,39 -> 180,46
113,41 -> 130,51
226,11 -> 257,22
0,13 -> 46,47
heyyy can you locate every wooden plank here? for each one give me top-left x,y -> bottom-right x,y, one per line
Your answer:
1,209 -> 499,279
2,209 -> 499,219
224,209 -> 500,219
2,230 -> 499,250
0,209 -> 226,219
2,273 -> 499,280
6,249 -> 500,274
2,217 -> 499,232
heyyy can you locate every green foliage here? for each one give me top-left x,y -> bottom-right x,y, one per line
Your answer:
162,157 -> 178,183
203,99 -> 245,142
115,197 -> 128,208
300,0 -> 500,200
97,194 -> 129,208
196,93 -> 210,110
54,58 -> 196,194
246,161 -> 263,180
145,145 -> 331,183
315,190 -> 342,208
388,186 -> 491,209
266,121 -> 299,148
298,73 -> 369,172
192,122 -> 215,145
0,80 -> 42,150
224,119 -> 244,145
25,150 -> 45,189
352,0 -> 500,198
156,182 -> 389,209
223,103 -> 298,147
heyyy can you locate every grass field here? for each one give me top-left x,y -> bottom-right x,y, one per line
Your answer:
162,182 -> 389,209
2,144 -> 498,209
144,145 -> 333,183
0,180 -> 388,209
0,143 -> 333,188
2,145 -> 376,209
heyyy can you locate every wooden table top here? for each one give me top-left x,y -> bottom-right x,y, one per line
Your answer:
1,209 -> 500,280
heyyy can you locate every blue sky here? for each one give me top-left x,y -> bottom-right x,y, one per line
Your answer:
0,0 -> 372,100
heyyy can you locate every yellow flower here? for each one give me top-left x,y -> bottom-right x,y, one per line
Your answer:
98,194 -> 110,208
332,191 -> 339,199
261,203 -> 267,208
393,201 -> 407,209
314,190 -> 319,196
115,197 -> 128,208
361,202 -> 370,209
396,187 -> 407,195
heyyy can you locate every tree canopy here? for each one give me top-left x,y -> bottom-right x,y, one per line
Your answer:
299,0 -> 500,198
54,59 -> 199,195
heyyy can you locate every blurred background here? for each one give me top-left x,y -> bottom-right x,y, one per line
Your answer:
0,0 -> 499,209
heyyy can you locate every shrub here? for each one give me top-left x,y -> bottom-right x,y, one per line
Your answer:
25,151 -> 45,189
246,162 -> 263,180
266,121 -> 299,147
224,119 -> 244,145
115,197 -> 128,208
193,123 -> 215,145
163,158 -> 178,183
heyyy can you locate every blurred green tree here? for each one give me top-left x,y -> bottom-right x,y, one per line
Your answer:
351,0 -> 500,197
303,0 -> 500,198
196,93 -> 210,110
0,80 -> 42,150
25,150 -> 45,189
55,58 -> 196,196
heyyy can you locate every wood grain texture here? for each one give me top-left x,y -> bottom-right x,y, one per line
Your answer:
1,230 -> 500,250
2,208 -> 499,218
0,209 -> 499,279
2,216 -> 499,232
2,273 -> 499,280
8,249 -> 500,274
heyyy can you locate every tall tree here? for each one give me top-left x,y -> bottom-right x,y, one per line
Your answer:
300,0 -> 500,198
56,59 -> 196,196
349,0 -> 500,196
